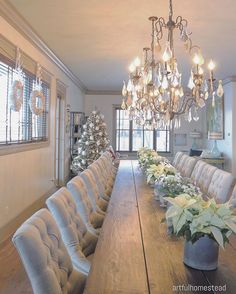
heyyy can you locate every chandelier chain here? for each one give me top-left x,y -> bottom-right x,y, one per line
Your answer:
169,0 -> 173,19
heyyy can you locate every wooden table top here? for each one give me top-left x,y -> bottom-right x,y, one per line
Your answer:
84,160 -> 236,294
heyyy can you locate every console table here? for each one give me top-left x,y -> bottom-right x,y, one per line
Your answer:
201,157 -> 225,169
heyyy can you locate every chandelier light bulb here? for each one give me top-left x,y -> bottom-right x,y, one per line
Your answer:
208,60 -> 216,71
129,63 -> 136,73
193,52 -> 204,66
134,56 -> 141,67
193,53 -> 201,65
198,67 -> 204,75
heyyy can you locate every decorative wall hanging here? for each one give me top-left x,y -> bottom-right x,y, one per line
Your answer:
9,47 -> 24,112
30,63 -> 45,115
207,95 -> 224,140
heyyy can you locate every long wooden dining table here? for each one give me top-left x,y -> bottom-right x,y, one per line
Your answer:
84,160 -> 236,294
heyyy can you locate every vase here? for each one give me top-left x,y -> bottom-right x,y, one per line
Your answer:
154,182 -> 162,200
183,236 -> 219,270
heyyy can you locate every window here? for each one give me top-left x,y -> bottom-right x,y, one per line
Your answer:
0,58 -> 49,145
115,108 -> 170,152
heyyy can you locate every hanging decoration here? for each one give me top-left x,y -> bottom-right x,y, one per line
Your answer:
9,47 -> 24,112
121,0 -> 224,130
29,63 -> 45,115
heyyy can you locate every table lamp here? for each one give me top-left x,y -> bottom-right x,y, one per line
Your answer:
189,130 -> 201,149
208,132 -> 221,157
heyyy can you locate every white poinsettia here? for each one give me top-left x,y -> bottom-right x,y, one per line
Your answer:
146,162 -> 177,184
165,194 -> 236,248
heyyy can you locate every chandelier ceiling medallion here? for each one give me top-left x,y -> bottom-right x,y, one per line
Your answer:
121,0 -> 224,129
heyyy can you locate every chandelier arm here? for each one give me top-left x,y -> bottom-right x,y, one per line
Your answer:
155,18 -> 166,41
172,95 -> 196,116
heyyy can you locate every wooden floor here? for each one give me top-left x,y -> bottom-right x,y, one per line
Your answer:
0,236 -> 32,294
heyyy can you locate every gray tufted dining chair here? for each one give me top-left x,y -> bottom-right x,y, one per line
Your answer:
172,151 -> 184,167
207,169 -> 235,203
46,187 -> 98,275
88,163 -> 111,199
80,169 -> 108,212
67,176 -> 105,231
12,208 -> 86,294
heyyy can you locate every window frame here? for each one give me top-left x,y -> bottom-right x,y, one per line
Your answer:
113,105 -> 172,154
0,53 -> 51,156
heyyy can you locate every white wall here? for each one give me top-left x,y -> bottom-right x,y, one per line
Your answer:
85,94 -> 207,157
0,16 -> 85,237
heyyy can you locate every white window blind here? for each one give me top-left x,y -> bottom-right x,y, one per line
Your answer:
0,53 -> 49,145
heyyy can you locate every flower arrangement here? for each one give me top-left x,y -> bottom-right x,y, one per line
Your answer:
138,149 -> 160,170
146,162 -> 176,184
157,175 -> 201,198
165,194 -> 236,248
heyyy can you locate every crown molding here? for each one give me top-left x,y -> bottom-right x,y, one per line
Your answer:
223,76 -> 236,86
0,0 -> 87,93
86,90 -> 122,95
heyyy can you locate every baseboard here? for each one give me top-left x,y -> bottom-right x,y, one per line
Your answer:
0,186 -> 58,244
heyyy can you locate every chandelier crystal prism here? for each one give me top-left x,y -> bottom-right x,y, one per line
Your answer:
121,0 -> 223,129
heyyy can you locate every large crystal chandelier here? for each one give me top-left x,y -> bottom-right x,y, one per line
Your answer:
121,0 -> 224,129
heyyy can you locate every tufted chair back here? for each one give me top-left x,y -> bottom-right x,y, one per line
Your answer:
12,208 -> 86,294
97,157 -> 115,186
101,154 -> 116,176
197,164 -> 217,194
229,185 -> 236,207
175,154 -> 188,171
88,163 -> 110,199
46,188 -> 98,275
80,170 -> 108,212
93,159 -> 113,195
172,152 -> 184,167
207,169 -> 235,203
67,176 -> 104,230
179,156 -> 198,178
190,160 -> 207,184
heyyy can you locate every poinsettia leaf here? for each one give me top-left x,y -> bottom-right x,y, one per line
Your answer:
210,226 -> 224,248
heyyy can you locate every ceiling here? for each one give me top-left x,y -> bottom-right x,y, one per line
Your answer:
8,0 -> 236,92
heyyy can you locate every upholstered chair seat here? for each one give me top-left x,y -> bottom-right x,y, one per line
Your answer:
172,151 -> 184,167
12,209 -> 86,294
195,163 -> 217,195
190,160 -> 207,185
207,169 -> 235,203
67,176 -> 104,231
46,187 -> 98,275
80,170 -> 108,212
179,156 -> 198,178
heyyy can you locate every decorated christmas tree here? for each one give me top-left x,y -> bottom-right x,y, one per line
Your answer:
71,109 -> 110,173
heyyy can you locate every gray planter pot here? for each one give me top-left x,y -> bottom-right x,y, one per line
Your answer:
154,183 -> 163,200
183,236 -> 219,270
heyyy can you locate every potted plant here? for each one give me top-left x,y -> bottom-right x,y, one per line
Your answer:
146,162 -> 176,186
165,194 -> 236,270
156,175 -> 201,205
